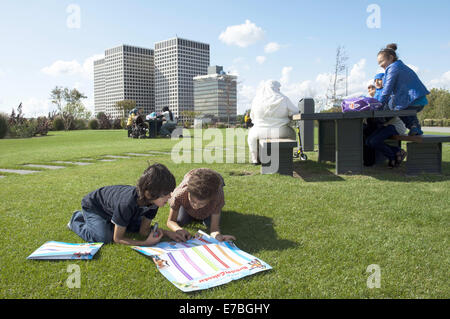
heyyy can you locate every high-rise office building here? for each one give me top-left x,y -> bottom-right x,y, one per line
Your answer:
93,44 -> 154,119
93,58 -> 106,115
194,66 -> 237,123
154,37 -> 210,122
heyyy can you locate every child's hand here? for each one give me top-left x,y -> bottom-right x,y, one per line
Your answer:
175,229 -> 192,242
214,233 -> 236,242
145,228 -> 163,246
165,230 -> 187,242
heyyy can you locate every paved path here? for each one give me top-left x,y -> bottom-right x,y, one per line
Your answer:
423,127 -> 450,133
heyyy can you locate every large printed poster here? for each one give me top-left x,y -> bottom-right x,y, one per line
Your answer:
132,231 -> 271,292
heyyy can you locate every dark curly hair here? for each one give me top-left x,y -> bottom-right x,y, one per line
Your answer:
186,169 -> 222,200
136,163 -> 176,202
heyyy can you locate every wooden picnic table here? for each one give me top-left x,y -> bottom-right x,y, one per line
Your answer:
292,110 -> 417,174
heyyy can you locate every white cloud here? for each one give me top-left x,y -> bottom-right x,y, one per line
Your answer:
264,42 -> 281,53
280,66 -> 293,86
256,56 -> 266,64
276,58 -> 374,111
428,70 -> 450,89
229,57 -> 250,76
41,53 -> 104,79
20,98 -> 56,117
219,20 -> 265,48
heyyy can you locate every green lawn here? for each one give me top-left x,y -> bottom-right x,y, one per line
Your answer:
0,129 -> 449,298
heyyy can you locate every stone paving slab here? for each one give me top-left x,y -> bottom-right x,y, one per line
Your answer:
124,153 -> 156,156
98,159 -> 117,162
146,151 -> 171,154
0,168 -> 40,174
103,155 -> 132,159
0,175 -> 5,178
23,164 -> 66,170
53,161 -> 93,166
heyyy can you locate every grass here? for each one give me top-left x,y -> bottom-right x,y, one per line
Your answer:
0,129 -> 449,298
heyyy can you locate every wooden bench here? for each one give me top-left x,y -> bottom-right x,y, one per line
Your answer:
388,135 -> 450,175
258,138 -> 297,176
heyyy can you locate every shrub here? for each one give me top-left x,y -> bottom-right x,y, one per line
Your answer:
112,118 -> 122,129
73,119 -> 87,130
35,117 -> 50,136
423,119 -> 432,126
8,120 -> 36,138
0,112 -> 8,139
53,117 -> 65,131
88,119 -> 99,130
97,112 -> 112,129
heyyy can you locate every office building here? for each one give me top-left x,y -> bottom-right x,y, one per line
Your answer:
155,37 -> 210,122
93,44 -> 154,118
194,65 -> 237,123
93,58 -> 106,114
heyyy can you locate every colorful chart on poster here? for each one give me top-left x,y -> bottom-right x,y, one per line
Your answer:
132,231 -> 271,292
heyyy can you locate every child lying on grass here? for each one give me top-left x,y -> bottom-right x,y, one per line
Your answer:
166,168 -> 236,242
67,163 -> 181,245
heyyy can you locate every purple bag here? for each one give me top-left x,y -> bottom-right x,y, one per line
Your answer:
341,97 -> 382,113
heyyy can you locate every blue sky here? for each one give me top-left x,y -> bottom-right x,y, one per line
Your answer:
0,0 -> 449,116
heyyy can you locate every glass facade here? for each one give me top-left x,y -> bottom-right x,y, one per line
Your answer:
194,72 -> 237,122
155,37 -> 210,122
94,45 -> 154,119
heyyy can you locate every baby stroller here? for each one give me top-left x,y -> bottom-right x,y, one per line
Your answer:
130,115 -> 148,139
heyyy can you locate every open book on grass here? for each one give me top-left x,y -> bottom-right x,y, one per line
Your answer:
27,241 -> 103,260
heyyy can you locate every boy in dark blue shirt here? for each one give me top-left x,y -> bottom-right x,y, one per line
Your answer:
68,163 -> 179,245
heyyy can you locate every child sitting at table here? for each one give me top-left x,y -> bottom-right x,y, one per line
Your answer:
366,117 -> 407,168
373,73 -> 384,101
367,84 -> 376,98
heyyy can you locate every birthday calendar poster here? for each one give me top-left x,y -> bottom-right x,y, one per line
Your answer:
132,231 -> 271,292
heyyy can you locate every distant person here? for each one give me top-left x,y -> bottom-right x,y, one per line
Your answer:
126,109 -> 138,137
67,163 -> 181,245
160,106 -> 177,137
376,43 -> 430,136
166,168 -> 235,243
244,111 -> 253,128
247,80 -> 299,165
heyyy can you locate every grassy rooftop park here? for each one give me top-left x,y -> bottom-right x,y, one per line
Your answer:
0,129 -> 449,299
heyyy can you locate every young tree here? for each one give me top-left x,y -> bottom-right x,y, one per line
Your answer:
326,45 -> 349,108
116,100 -> 137,118
50,86 -> 89,130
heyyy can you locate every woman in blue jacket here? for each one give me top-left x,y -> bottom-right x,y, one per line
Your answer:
376,43 -> 430,136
